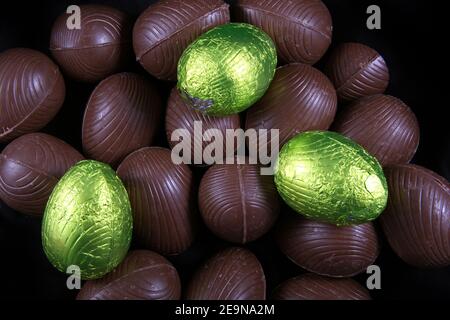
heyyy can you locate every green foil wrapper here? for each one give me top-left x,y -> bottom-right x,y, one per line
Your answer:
42,160 -> 132,280
177,23 -> 277,116
275,131 -> 388,226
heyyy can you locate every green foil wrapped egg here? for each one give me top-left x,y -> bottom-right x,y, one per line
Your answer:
177,23 -> 277,116
42,160 -> 133,280
274,131 -> 388,226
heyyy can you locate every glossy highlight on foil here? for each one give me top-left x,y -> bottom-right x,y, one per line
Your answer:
274,131 -> 388,225
177,23 -> 277,116
42,160 -> 133,280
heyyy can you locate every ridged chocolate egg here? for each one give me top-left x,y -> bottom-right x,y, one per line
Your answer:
333,94 -> 420,166
380,164 -> 450,268
77,250 -> 181,300
186,247 -> 266,300
199,159 -> 280,243
0,48 -> 65,143
234,0 -> 333,64
275,131 -> 388,226
117,147 -> 196,255
276,215 -> 379,277
325,43 -> 389,102
273,274 -> 371,300
0,133 -> 83,215
50,5 -> 132,83
245,63 -> 337,150
133,0 -> 230,81
165,87 -> 241,165
82,73 -> 162,167
42,160 -> 133,280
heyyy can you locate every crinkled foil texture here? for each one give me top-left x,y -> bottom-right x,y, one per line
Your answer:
275,131 -> 388,225
42,160 -> 132,280
177,23 -> 277,116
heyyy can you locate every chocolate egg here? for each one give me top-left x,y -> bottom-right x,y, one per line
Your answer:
165,87 -> 241,165
276,215 -> 379,277
199,159 -> 280,243
380,164 -> 450,268
42,160 -> 133,280
77,250 -> 181,300
186,247 -> 266,300
50,4 -> 132,83
325,43 -> 389,102
234,0 -> 332,64
0,133 -> 83,215
273,274 -> 371,300
177,23 -> 277,116
117,147 -> 196,255
0,48 -> 65,143
332,94 -> 420,166
275,131 -> 388,226
82,73 -> 162,167
245,63 -> 337,150
133,0 -> 230,81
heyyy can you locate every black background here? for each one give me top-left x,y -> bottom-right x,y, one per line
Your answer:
0,0 -> 448,300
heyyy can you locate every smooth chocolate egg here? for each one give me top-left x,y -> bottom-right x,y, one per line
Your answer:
117,147 -> 196,255
186,247 -> 266,300
332,94 -> 420,166
50,4 -> 132,83
77,250 -> 181,300
0,48 -> 65,143
380,164 -> 450,268
199,159 -> 280,243
0,133 -> 83,215
133,0 -> 230,81
276,215 -> 379,277
82,73 -> 162,168
273,274 -> 371,300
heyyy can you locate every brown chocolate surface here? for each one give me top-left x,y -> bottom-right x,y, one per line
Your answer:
50,4 -> 133,83
245,63 -> 337,150
77,250 -> 181,300
133,0 -> 230,81
234,0 -> 332,64
186,247 -> 266,300
199,159 -> 280,243
276,215 -> 379,277
165,87 -> 240,165
117,147 -> 196,255
0,48 -> 65,143
380,164 -> 450,268
325,42 -> 389,102
82,72 -> 162,168
0,133 -> 83,215
272,273 -> 371,300
332,94 -> 420,166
